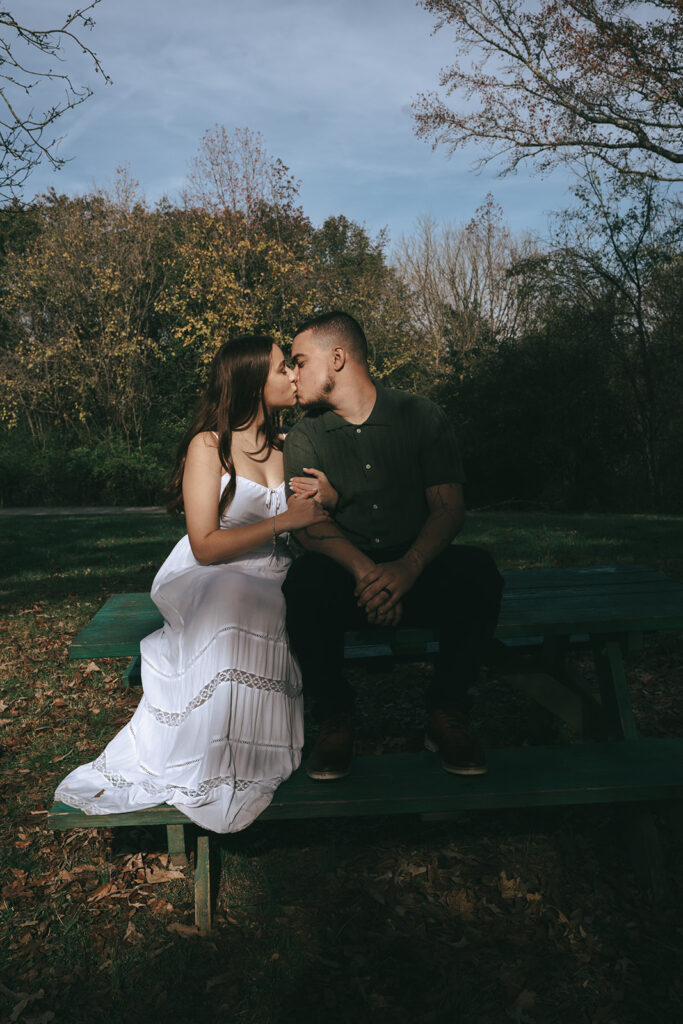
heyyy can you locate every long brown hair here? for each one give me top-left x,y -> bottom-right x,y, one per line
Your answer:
164,335 -> 282,517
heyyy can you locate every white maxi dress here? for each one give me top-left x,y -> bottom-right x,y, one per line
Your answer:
55,475 -> 303,833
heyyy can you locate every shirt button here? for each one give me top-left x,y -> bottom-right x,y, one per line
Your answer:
372,504 -> 378,510
374,537 -> 380,544
356,428 -> 362,434
365,463 -> 372,470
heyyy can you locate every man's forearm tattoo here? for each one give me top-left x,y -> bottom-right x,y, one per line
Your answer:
300,525 -> 345,542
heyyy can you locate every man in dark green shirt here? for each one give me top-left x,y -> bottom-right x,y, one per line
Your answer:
282,311 -> 503,780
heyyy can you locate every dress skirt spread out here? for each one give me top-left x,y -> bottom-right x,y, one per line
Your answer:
55,476 -> 303,834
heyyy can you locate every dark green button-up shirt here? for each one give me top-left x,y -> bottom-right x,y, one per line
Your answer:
283,383 -> 465,553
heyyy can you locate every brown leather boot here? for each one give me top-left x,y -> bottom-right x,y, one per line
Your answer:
306,714 -> 354,780
425,709 -> 487,775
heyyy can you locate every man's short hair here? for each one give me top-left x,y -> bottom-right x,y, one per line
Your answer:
294,310 -> 368,365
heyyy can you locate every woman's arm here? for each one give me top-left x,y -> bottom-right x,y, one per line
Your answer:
183,433 -> 328,565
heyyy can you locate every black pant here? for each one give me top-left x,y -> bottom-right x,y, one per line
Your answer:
282,545 -> 504,722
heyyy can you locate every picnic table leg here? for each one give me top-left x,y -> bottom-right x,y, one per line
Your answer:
122,654 -> 142,687
166,824 -> 188,867
591,637 -> 638,740
194,832 -> 212,931
592,635 -> 669,901
624,804 -> 670,903
497,636 -> 604,740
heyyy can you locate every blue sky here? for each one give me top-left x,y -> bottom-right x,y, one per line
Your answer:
20,0 -> 572,247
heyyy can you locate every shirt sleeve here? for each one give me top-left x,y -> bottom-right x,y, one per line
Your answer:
417,400 -> 466,488
283,422 -> 320,498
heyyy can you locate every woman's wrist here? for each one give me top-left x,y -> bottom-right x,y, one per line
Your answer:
274,510 -> 289,535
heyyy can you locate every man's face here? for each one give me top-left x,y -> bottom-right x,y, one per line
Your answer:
290,329 -> 336,409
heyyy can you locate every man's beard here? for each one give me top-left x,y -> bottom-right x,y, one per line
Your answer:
298,372 -> 335,412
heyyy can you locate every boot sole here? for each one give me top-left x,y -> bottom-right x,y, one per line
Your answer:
424,734 -> 487,776
306,763 -> 352,781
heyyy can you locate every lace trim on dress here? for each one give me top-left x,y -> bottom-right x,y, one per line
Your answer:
142,665 -> 300,727
233,737 -> 295,751
90,751 -> 257,800
141,624 -> 286,679
166,755 -> 203,769
53,789 -> 118,816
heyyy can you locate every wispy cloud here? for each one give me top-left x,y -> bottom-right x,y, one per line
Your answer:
20,0 -> 570,239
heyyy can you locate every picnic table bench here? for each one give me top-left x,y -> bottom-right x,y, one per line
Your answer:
49,565 -> 683,930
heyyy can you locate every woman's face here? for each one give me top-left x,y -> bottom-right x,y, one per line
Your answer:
263,344 -> 297,411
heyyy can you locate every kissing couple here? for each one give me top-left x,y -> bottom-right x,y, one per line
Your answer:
56,311 -> 503,833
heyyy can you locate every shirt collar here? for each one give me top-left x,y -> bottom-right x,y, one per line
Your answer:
322,381 -> 393,431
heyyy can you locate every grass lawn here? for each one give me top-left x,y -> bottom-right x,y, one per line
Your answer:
1,511 -> 682,1024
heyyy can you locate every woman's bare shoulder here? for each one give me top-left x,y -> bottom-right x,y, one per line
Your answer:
187,431 -> 220,461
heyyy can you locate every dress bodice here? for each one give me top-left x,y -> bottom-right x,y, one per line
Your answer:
219,474 -> 286,528
215,474 -> 290,569
218,473 -> 290,565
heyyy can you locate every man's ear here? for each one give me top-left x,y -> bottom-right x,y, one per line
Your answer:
332,346 -> 346,371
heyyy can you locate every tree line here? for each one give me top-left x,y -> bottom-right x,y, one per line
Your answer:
1,128 -> 681,512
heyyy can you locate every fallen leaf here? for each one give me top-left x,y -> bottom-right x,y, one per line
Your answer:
400,862 -> 427,877
145,864 -> 186,884
205,972 -> 231,992
121,853 -> 144,872
84,661 -> 101,674
124,920 -> 141,943
446,890 -> 474,919
148,898 -> 173,915
10,997 -> 31,1022
167,922 -> 201,938
0,982 -> 44,1023
511,987 -> 540,1019
515,989 -> 537,1010
88,882 -> 116,903
500,870 -> 525,900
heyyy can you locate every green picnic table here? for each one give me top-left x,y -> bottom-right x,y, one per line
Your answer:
49,564 -> 683,929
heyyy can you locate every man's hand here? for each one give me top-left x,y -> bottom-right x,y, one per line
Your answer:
367,598 -> 403,627
354,558 -> 421,626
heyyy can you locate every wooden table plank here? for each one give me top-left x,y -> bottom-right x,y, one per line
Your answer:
49,739 -> 683,825
69,593 -> 163,657
68,566 -> 683,660
499,566 -> 669,590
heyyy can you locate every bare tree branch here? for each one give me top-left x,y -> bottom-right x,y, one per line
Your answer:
413,0 -> 683,182
0,2 -> 110,198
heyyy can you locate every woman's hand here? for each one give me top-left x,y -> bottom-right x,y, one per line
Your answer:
289,467 -> 339,511
279,493 -> 330,532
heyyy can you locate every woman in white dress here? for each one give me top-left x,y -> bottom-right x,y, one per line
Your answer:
55,335 -> 330,833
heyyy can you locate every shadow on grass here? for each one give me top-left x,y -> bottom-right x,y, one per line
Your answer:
0,514 -> 185,610
4,510 -> 683,615
41,807 -> 680,1024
